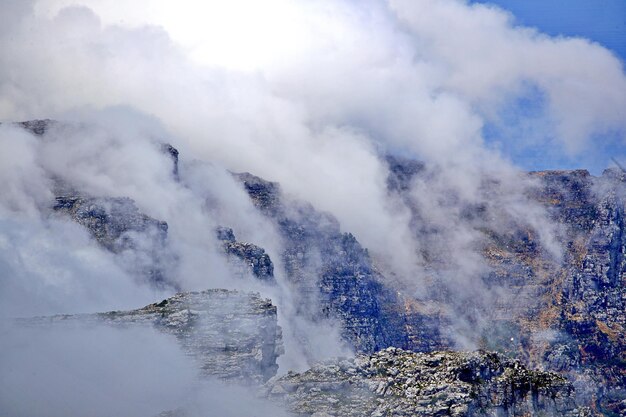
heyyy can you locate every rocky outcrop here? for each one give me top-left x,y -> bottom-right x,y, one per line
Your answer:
10,120 -> 625,413
17,118 -> 56,136
24,290 -> 283,384
264,347 -> 587,417
53,195 -> 172,285
53,196 -> 168,252
384,159 -> 626,414
161,143 -> 180,180
12,120 -> 181,286
216,226 -> 275,282
233,172 -> 428,353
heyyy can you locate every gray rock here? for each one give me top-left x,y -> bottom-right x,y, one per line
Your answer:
160,143 -> 179,180
53,195 -> 173,286
23,289 -> 284,384
264,348 -> 588,417
233,171 -> 443,354
216,227 -> 275,282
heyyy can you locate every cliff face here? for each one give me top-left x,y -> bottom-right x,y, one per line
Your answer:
9,120 -> 625,415
233,158 -> 625,413
234,172 -> 421,353
497,169 -> 626,411
24,290 -> 284,385
385,159 -> 626,414
53,195 -> 173,286
216,226 -> 275,282
537,170 -> 626,415
263,347 -> 585,417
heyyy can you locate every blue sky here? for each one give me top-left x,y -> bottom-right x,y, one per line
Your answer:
473,0 -> 626,63
473,0 -> 626,174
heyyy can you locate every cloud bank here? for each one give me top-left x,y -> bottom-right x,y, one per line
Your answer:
1,0 -> 625,414
1,0 -> 623,260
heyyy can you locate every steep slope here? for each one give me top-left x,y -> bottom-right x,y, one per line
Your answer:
234,172 -> 446,353
8,120 -> 625,414
386,158 -> 626,415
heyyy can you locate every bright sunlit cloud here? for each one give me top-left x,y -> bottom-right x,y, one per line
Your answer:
35,0 -> 313,71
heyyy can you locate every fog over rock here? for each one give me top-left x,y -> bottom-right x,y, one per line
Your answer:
2,120 -> 623,415
1,0 -> 625,415
22,289 -> 283,385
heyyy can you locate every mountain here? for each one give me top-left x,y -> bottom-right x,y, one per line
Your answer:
6,120 -> 625,416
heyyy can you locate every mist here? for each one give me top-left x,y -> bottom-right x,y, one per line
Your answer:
0,322 -> 290,417
1,0 -> 625,415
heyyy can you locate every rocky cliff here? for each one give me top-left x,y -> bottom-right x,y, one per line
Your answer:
263,347 -> 586,417
216,226 -> 275,282
53,195 -> 173,286
232,159 -> 625,414
385,158 -> 626,415
234,172 -> 421,353
8,120 -> 625,415
24,289 -> 283,385
533,169 -> 626,415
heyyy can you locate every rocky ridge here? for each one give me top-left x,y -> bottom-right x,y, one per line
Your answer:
10,120 -> 626,415
264,347 -> 587,417
24,289 -> 283,384
234,172 -> 426,353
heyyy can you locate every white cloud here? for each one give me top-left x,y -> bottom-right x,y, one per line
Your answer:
389,0 -> 626,153
0,0 -> 624,382
0,323 -> 290,417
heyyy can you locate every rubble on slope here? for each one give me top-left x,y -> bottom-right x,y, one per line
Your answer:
264,347 -> 589,417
